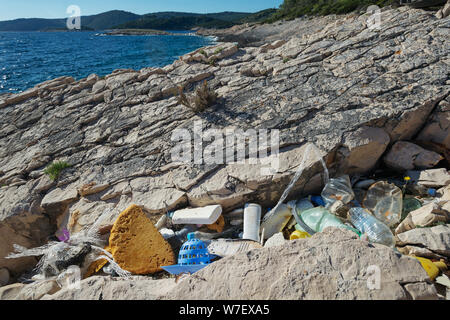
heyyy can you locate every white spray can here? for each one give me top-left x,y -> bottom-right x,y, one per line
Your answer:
243,203 -> 262,242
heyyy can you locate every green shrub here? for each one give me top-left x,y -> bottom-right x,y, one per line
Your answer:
44,161 -> 71,181
214,47 -> 224,55
265,0 -> 399,22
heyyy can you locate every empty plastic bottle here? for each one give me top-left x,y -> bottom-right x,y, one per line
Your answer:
402,197 -> 422,220
243,204 -> 262,242
321,175 -> 355,208
363,181 -> 403,227
293,207 -> 360,235
349,207 -> 395,248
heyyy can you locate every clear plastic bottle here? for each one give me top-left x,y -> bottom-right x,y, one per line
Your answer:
402,197 -> 422,220
294,207 -> 360,235
321,175 -> 355,208
363,181 -> 403,227
349,207 -> 395,248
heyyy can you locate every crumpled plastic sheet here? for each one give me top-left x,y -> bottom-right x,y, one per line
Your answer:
6,209 -> 131,282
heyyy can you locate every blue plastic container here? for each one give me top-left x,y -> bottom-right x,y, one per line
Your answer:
178,233 -> 212,266
161,233 -> 212,275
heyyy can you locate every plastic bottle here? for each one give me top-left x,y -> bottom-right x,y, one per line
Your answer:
349,207 -> 395,248
171,205 -> 222,225
402,197 -> 422,220
260,204 -> 292,240
411,256 -> 440,281
293,207 -> 360,235
363,181 -> 403,227
321,175 -> 355,208
309,195 -> 326,207
243,204 -> 262,242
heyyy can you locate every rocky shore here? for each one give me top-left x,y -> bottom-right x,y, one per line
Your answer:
0,6 -> 449,300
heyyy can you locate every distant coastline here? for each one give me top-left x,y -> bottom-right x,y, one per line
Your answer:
101,29 -> 174,36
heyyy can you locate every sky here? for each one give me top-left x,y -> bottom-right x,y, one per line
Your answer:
0,0 -> 284,21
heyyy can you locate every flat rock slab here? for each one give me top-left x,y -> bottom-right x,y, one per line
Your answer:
396,224 -> 450,258
41,276 -> 177,300
161,228 -> 437,300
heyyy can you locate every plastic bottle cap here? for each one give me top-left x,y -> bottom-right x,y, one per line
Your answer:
187,233 -> 196,241
428,189 -> 437,197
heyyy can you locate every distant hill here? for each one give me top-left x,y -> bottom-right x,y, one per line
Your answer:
0,10 -> 276,32
115,11 -> 252,30
239,9 -> 278,23
0,10 -> 141,31
81,10 -> 141,30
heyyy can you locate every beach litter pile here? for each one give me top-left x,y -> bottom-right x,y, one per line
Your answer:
4,154 -> 450,299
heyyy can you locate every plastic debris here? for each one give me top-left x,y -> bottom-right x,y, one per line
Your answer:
354,179 -> 376,189
290,230 -> 311,240
260,204 -> 293,240
310,196 -> 326,207
243,203 -> 262,242
402,197 -> 423,219
293,207 -> 360,235
171,205 -> 222,225
363,181 -> 403,227
207,238 -> 263,257
6,209 -> 131,281
321,175 -> 355,208
161,233 -> 212,275
349,207 -> 395,247
206,215 -> 225,233
433,261 -> 447,272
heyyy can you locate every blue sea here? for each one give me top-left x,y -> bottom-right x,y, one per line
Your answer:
0,31 -> 216,94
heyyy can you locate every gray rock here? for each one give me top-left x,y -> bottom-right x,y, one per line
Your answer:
384,141 -> 444,171
395,203 -> 449,234
0,268 -> 9,287
397,224 -> 450,258
263,232 -> 287,248
0,283 -> 26,300
161,228 -> 436,300
0,279 -> 61,300
417,97 -> 450,149
407,169 -> 450,188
